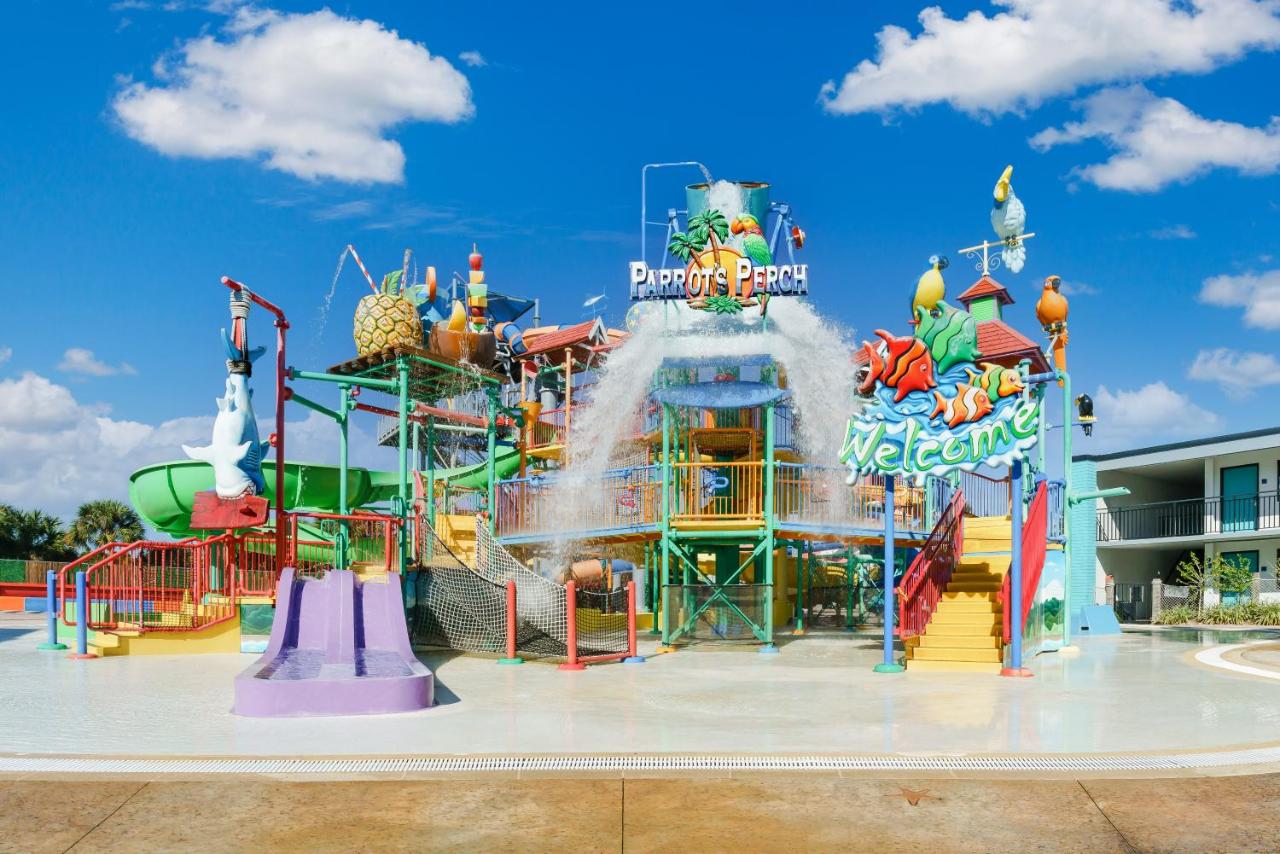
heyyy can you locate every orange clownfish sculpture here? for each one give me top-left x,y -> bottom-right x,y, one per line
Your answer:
931,383 -> 994,429
858,330 -> 937,402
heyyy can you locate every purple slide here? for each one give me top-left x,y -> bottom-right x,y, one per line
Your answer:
233,568 -> 434,717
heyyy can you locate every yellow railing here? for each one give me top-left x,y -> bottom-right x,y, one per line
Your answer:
670,461 -> 764,522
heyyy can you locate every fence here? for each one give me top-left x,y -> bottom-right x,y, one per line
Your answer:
0,558 -> 64,585
958,471 -> 1011,518
670,461 -> 764,522
775,466 -> 933,533
494,466 -> 661,538
1151,576 -> 1280,621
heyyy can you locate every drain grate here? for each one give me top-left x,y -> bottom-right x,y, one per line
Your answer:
3,747 -> 1280,776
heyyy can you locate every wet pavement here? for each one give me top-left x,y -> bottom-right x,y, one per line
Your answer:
3,614 -> 1280,759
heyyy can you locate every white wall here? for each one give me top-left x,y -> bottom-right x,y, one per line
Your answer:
1205,449 -> 1278,498
1098,469 -> 1198,509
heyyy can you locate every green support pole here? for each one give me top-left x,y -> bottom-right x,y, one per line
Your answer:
659,403 -> 673,648
1061,369 -> 1074,649
337,384 -> 350,570
792,542 -> 803,632
426,417 -> 436,528
486,391 -> 498,533
760,401 -> 778,654
397,361 -> 410,575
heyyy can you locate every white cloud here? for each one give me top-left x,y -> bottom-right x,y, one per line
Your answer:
820,0 -> 1280,116
113,8 -> 474,184
1187,348 -> 1280,398
458,50 -> 486,67
1091,382 -> 1219,447
0,372 -> 393,520
1149,224 -> 1197,239
0,346 -> 11,365
1030,85 -> 1280,191
1058,280 -> 1099,296
58,348 -> 137,377
312,200 -> 374,221
1199,269 -> 1280,328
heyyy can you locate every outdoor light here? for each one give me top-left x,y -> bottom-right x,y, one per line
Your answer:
1076,393 -> 1095,436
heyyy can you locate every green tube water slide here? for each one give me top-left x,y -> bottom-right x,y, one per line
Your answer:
130,448 -> 522,537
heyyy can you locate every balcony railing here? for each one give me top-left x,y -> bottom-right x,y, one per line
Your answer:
494,462 -> 950,540
1097,492 -> 1280,543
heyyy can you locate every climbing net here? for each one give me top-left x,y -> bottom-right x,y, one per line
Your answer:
411,516 -> 629,660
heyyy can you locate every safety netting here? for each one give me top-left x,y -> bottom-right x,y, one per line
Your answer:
410,515 -> 629,661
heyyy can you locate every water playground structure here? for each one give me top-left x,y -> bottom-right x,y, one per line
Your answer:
34,165 -> 1102,718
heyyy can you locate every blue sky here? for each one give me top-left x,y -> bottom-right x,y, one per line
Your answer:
1,0 -> 1279,515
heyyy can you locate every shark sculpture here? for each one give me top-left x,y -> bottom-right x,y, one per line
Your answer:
183,295 -> 269,499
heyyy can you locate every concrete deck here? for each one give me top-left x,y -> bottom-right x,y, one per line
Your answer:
4,614 -> 1280,762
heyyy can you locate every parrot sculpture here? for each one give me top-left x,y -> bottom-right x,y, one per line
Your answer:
730,214 -> 772,267
991,164 -> 1027,273
911,255 -> 948,317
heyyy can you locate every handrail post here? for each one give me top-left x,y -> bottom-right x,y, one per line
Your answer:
1002,460 -> 1033,677
874,475 -> 904,673
624,580 -> 645,663
498,580 -> 524,665
68,571 -> 96,659
37,569 -> 67,650
559,580 -> 585,670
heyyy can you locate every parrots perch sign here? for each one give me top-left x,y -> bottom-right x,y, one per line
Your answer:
840,299 -> 1040,481
628,259 -> 809,301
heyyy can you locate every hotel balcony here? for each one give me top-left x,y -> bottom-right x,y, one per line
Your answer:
1096,492 -> 1280,545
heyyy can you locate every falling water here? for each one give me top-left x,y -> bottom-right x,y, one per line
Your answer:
541,298 -> 862,569
314,247 -> 352,345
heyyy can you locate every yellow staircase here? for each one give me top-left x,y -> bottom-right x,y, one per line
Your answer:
432,514 -> 478,565
906,516 -> 1010,674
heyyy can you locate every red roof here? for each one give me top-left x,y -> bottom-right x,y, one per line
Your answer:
957,275 -> 1014,307
977,320 -> 1051,372
519,319 -> 608,359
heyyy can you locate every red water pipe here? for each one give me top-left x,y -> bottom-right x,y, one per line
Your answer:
222,277 -> 290,570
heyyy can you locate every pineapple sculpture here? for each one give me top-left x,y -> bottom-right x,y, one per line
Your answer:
353,270 -> 424,356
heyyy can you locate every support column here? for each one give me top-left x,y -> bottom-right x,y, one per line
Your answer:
1003,459 -> 1033,677
486,390 -> 497,533
1061,370 -> 1074,648
875,476 -> 903,673
338,384 -> 350,570
397,361 -> 410,574
659,403 -> 674,649
760,401 -> 778,654
426,417 -> 436,531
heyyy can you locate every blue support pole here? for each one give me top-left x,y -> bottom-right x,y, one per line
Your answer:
874,476 -> 904,673
1003,459 -> 1033,677
68,570 -> 95,659
37,569 -> 66,650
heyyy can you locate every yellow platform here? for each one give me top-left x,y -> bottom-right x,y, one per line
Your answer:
64,615 -> 243,657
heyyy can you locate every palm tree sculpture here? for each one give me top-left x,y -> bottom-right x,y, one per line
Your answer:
65,499 -> 144,554
687,208 -> 730,285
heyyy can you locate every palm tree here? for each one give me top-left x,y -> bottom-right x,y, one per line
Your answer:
687,208 -> 729,270
65,499 -> 144,554
667,232 -> 702,264
0,507 -> 72,560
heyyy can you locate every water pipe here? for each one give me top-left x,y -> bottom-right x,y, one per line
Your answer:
641,162 -> 712,264
222,276 -> 289,570
68,571 -> 95,659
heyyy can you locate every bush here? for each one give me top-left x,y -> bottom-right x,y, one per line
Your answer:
1155,602 -> 1280,626
1155,605 -> 1196,625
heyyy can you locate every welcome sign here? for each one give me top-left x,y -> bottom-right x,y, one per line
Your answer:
840,302 -> 1040,481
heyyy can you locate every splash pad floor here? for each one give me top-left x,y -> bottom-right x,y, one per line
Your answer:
4,613 -> 1280,773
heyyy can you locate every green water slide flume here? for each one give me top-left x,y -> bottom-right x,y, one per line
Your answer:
129,448 -> 522,537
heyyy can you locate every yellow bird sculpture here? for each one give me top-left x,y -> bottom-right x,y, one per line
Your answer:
912,254 -> 949,317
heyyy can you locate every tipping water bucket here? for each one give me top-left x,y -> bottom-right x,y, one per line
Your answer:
686,181 -> 771,225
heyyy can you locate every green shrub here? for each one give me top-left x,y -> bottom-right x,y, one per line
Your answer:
1156,602 -> 1280,626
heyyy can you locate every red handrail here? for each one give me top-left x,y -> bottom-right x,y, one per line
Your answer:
1001,482 -> 1049,643
897,490 -> 965,638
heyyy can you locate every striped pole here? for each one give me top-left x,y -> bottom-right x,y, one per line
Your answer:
498,580 -> 523,665
346,244 -> 379,295
37,570 -> 66,651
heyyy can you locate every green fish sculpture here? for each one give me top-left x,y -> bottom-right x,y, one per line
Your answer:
914,300 -> 980,374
